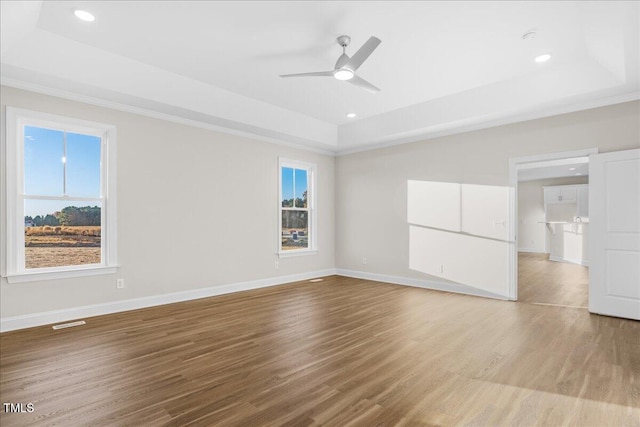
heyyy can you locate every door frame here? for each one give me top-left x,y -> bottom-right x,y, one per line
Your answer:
507,148 -> 598,300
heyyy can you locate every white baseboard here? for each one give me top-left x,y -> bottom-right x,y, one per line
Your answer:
518,248 -> 547,254
548,256 -> 589,266
335,269 -> 509,300
1,268 -> 513,333
0,269 -> 336,333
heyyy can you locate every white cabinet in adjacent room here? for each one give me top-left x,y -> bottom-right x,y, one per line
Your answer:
543,183 -> 589,265
544,186 -> 578,204
577,185 -> 589,218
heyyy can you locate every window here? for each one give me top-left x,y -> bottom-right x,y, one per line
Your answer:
3,108 -> 117,282
279,158 -> 316,255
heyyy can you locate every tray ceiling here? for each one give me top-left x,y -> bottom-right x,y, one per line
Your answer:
1,1 -> 638,153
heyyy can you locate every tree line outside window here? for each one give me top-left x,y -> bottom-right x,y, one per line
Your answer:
25,205 -> 101,227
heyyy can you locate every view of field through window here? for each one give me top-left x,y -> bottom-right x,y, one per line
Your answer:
281,166 -> 309,250
23,125 -> 102,269
25,206 -> 101,269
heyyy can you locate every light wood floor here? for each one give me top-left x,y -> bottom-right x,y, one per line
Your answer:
518,252 -> 589,307
1,275 -> 638,426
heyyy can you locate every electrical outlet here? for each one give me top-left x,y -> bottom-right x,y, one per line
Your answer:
362,257 -> 368,265
275,260 -> 279,269
116,278 -> 125,289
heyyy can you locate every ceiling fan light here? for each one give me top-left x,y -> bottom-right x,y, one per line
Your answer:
334,69 -> 354,81
74,10 -> 95,22
534,53 -> 552,63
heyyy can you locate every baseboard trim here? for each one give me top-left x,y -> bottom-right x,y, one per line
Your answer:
335,269 -> 509,300
548,256 -> 589,266
0,269 -> 337,333
518,248 -> 547,254
1,268 -> 514,332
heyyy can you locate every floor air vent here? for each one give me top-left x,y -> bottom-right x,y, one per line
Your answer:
309,278 -> 324,283
52,320 -> 86,330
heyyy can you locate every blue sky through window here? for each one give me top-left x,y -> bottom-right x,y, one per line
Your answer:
281,167 -> 308,206
24,126 -> 64,196
67,132 -> 101,197
295,169 -> 307,200
24,125 -> 101,217
282,167 -> 294,204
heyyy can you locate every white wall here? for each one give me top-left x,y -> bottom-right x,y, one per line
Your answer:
336,101 -> 640,297
2,86 -> 639,325
518,177 -> 588,253
0,86 -> 335,319
406,181 -> 511,296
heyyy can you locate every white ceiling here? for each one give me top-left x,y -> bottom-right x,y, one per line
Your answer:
1,1 -> 638,154
518,157 -> 589,182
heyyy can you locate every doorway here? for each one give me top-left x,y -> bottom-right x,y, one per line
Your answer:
508,148 -> 598,303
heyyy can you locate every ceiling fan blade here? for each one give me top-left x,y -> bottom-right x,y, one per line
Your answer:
344,36 -> 381,71
279,71 -> 335,78
348,75 -> 381,93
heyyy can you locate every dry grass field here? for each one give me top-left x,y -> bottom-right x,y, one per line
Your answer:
25,248 -> 101,269
25,226 -> 101,268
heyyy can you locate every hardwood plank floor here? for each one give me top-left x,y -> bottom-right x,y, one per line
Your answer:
518,252 -> 589,307
1,275 -> 638,426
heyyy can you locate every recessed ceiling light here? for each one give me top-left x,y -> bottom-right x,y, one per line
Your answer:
346,113 -> 357,118
534,53 -> 552,63
334,69 -> 354,81
575,173 -> 582,176
569,167 -> 576,171
74,10 -> 95,22
522,31 -> 537,40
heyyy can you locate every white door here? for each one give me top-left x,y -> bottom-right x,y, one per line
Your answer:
589,149 -> 640,320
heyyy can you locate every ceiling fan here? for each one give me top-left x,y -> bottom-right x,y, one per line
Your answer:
280,35 -> 382,94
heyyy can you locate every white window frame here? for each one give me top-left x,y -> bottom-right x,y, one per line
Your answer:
278,158 -> 317,257
2,107 -> 118,283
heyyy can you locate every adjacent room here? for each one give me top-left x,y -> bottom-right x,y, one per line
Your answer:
517,158 -> 590,308
1,1 -> 639,426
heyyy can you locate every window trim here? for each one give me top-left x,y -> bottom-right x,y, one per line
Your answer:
278,158 -> 317,257
3,107 -> 118,283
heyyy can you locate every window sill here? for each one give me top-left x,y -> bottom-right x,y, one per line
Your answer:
278,250 -> 318,258
4,266 -> 118,283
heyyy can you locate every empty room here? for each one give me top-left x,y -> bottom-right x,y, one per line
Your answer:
1,1 -> 639,426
